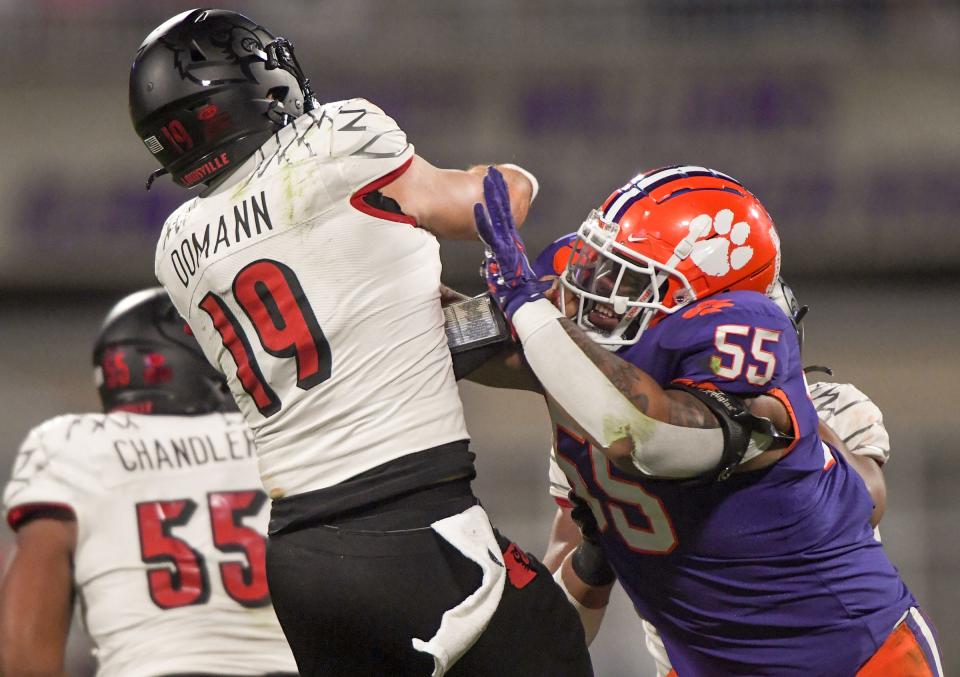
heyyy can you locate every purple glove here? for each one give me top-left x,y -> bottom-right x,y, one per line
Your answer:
474,167 -> 552,320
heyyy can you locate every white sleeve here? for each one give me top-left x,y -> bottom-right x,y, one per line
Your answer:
330,98 -> 415,193
640,618 -> 674,677
548,447 -> 572,504
3,417 -> 86,529
513,299 -> 724,478
808,382 -> 890,464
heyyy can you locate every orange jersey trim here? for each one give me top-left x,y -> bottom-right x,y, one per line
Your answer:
765,386 -> 801,456
856,619 -> 935,677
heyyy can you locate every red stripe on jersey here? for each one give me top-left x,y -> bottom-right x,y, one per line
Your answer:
349,156 -> 417,227
7,502 -> 76,530
554,496 -> 573,509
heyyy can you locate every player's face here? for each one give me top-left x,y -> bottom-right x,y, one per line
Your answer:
567,251 -> 648,332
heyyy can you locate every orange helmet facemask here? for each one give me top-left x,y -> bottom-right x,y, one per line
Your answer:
559,165 -> 782,347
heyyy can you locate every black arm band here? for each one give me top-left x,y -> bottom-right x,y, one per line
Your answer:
666,383 -> 794,483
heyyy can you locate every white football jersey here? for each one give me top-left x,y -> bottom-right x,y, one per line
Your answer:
155,99 -> 468,500
3,412 -> 297,677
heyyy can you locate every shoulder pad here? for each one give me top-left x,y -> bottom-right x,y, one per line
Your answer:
4,415 -> 95,524
328,98 -> 410,161
659,291 -> 791,351
155,198 -> 198,268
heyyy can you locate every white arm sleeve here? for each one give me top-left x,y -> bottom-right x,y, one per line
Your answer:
548,448 -> 573,502
553,558 -> 607,646
512,299 -> 724,478
809,382 -> 890,464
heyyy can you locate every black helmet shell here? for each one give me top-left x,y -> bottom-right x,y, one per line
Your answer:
93,288 -> 232,415
130,8 -> 306,188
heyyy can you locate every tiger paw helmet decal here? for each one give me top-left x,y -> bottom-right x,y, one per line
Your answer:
558,165 -> 781,347
688,209 -> 754,277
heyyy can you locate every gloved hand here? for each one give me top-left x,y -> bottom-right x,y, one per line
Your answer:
569,493 -> 616,587
569,493 -> 600,537
473,167 -> 552,320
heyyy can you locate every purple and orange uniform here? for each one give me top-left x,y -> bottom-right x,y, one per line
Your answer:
553,289 -> 924,675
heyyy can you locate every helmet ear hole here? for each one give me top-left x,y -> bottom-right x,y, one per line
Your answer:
267,86 -> 289,102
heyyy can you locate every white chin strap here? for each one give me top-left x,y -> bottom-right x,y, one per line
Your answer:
512,299 -> 726,478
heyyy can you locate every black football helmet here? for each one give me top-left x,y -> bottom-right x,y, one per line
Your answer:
130,8 -> 316,189
93,288 -> 231,415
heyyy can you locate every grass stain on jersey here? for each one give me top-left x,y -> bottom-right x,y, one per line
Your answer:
281,164 -> 297,224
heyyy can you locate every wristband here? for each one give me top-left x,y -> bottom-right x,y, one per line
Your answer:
499,163 -> 539,205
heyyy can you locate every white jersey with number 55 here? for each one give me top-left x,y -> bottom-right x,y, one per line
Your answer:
155,98 -> 469,500
2,412 -> 297,677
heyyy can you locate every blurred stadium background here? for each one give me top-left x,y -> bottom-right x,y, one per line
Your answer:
1,1 -> 958,674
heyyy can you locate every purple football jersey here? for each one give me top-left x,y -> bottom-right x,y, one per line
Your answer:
555,291 -> 914,675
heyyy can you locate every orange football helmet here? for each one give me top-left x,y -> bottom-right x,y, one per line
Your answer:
560,165 -> 781,346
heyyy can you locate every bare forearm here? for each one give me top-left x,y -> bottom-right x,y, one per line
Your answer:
382,156 -> 536,240
553,546 -> 614,646
542,506 -> 582,572
820,421 -> 886,525
0,519 -> 75,676
559,554 -> 614,609
464,345 -> 543,392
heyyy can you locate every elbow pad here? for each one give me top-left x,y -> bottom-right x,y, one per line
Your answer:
667,383 -> 794,483
512,300 -> 724,478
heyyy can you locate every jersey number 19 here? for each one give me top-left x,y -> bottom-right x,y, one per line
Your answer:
199,259 -> 332,417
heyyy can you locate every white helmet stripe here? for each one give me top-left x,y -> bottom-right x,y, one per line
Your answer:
603,187 -> 641,221
604,166 -> 741,222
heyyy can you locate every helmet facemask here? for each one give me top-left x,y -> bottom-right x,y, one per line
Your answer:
559,210 -> 697,347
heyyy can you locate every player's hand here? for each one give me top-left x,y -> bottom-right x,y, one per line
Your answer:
473,166 -> 551,319
569,492 -> 602,542
568,493 -> 616,587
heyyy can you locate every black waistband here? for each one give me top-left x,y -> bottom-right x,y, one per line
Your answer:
268,440 -> 475,535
